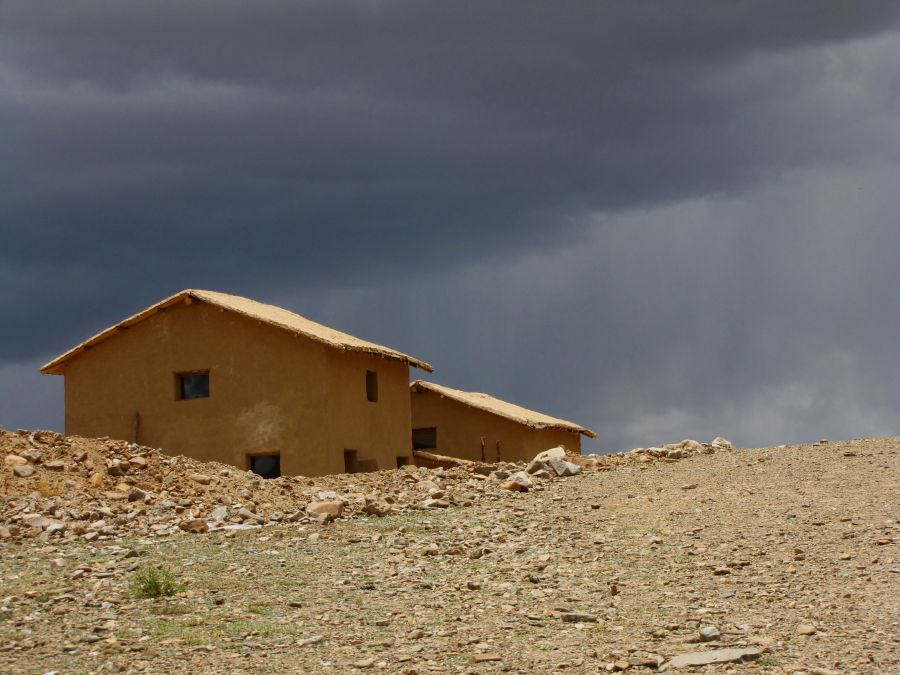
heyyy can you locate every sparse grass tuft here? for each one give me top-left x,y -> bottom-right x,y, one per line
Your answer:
758,654 -> 779,667
36,476 -> 63,497
130,565 -> 184,599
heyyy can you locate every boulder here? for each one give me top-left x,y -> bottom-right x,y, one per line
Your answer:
501,471 -> 533,492
128,456 -> 148,469
22,513 -> 53,530
422,498 -> 450,509
665,647 -> 760,669
532,446 -> 566,464
548,457 -> 581,477
106,459 -> 126,476
4,454 -> 28,467
178,518 -> 209,534
209,506 -> 230,522
306,501 -> 344,520
364,497 -> 392,517
188,472 -> 212,485
524,459 -> 549,475
237,507 -> 266,523
711,436 -> 733,449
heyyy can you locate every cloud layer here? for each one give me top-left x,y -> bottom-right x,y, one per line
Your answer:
2,2 -> 900,451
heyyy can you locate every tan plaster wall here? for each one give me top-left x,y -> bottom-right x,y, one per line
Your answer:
410,389 -> 582,463
63,299 -> 412,476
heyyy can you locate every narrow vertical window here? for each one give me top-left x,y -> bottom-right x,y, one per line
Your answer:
366,370 -> 378,402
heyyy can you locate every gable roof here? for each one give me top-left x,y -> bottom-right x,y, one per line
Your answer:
41,289 -> 433,375
410,380 -> 596,438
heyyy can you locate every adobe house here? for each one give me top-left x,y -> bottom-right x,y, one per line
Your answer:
409,380 -> 595,463
41,289 -> 433,477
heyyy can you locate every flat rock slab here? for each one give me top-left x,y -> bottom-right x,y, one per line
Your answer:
665,647 -> 761,669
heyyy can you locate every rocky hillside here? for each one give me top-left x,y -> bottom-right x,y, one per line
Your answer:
1,430 -> 897,673
0,428 -> 718,542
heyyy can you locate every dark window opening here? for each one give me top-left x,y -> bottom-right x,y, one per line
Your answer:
366,370 -> 378,402
249,454 -> 280,479
344,449 -> 358,474
176,371 -> 209,400
412,427 -> 437,450
396,456 -> 410,468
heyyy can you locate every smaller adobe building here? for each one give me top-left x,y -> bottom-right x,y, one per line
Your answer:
410,380 -> 595,463
41,289 -> 433,477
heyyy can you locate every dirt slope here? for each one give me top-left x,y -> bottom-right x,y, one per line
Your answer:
1,434 -> 898,673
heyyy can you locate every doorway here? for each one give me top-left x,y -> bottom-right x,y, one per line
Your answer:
344,449 -> 359,474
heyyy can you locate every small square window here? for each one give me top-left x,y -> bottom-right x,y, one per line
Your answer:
366,370 -> 378,402
249,454 -> 280,479
412,427 -> 437,450
176,371 -> 209,400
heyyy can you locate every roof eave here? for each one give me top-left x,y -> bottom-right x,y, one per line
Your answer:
411,380 -> 595,438
41,289 -> 434,375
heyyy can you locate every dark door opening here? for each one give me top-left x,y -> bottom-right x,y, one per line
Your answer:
344,449 -> 359,474
249,454 -> 280,479
412,427 -> 437,450
396,456 -> 410,468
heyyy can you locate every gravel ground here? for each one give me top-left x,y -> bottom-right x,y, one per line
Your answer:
1,437 -> 897,674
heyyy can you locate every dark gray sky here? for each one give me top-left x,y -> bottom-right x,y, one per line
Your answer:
3,2 -> 900,453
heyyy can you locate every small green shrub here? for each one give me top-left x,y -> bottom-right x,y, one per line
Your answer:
130,565 -> 184,599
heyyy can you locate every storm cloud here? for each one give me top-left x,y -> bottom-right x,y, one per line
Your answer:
2,2 -> 900,451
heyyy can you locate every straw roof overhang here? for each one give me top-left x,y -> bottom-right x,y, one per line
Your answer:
41,289 -> 433,375
410,380 -> 596,438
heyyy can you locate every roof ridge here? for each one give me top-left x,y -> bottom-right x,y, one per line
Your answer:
410,379 -> 595,438
41,290 -> 433,374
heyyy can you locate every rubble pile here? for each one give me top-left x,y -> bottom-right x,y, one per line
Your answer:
582,436 -> 734,470
0,428 -> 594,543
2,427 -> 734,543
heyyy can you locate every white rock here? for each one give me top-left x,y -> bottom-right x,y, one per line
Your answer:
532,446 -> 566,464
548,457 -> 581,477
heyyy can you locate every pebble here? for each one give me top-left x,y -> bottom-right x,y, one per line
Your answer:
560,611 -> 597,623
699,625 -> 721,641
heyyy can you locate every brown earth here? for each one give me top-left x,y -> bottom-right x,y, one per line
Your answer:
1,430 -> 898,673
